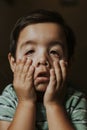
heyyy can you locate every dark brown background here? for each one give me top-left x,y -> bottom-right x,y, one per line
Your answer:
0,0 -> 87,94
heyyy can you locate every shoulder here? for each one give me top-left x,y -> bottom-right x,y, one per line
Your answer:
65,83 -> 87,110
0,84 -> 18,121
65,82 -> 87,121
1,84 -> 15,94
0,84 -> 18,107
66,84 -> 87,107
65,83 -> 87,129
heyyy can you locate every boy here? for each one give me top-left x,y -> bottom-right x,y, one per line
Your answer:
0,9 -> 87,130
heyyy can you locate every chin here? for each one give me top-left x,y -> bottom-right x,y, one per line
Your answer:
35,83 -> 48,92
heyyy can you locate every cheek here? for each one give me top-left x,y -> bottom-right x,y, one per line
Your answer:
15,50 -> 24,60
30,56 -> 37,67
51,56 -> 60,62
50,56 -> 60,68
15,54 -> 22,61
48,56 -> 60,68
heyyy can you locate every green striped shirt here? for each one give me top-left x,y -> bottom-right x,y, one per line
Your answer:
0,84 -> 87,130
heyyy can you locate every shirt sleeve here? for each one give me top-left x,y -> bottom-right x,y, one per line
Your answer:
0,84 -> 17,122
69,91 -> 87,130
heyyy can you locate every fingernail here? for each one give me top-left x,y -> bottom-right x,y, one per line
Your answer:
60,60 -> 68,66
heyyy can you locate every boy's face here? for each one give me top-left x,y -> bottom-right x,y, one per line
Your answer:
10,23 -> 68,92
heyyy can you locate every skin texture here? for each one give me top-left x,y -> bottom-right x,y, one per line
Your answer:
0,23 -> 75,130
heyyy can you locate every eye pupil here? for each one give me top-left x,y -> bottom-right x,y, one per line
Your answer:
25,50 -> 34,55
29,50 -> 34,53
50,50 -> 58,55
50,50 -> 60,58
51,51 -> 56,54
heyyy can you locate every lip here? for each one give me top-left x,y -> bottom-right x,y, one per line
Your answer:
36,77 -> 49,82
34,71 -> 50,83
35,71 -> 49,79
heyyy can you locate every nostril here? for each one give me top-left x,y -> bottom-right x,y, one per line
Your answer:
45,61 -> 49,67
37,60 -> 49,67
36,56 -> 50,67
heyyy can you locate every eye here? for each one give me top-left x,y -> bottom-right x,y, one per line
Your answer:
25,50 -> 35,56
50,50 -> 60,57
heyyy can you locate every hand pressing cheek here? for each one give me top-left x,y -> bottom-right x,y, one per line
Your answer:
44,59 -> 68,107
13,57 -> 37,103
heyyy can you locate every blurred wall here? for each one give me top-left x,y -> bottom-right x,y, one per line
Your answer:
0,0 -> 87,94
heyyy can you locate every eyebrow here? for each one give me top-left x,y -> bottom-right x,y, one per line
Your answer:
48,41 -> 65,49
20,40 -> 65,50
20,40 -> 37,49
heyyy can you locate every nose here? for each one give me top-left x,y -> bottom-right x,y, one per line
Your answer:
37,59 -> 49,67
36,52 -> 50,68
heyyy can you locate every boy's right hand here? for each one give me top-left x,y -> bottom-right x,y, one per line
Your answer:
13,57 -> 36,104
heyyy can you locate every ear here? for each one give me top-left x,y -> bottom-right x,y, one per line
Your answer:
8,53 -> 16,72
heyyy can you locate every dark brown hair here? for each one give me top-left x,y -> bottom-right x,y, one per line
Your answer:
10,9 -> 76,59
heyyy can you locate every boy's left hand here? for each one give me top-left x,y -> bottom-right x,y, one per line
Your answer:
44,60 -> 68,107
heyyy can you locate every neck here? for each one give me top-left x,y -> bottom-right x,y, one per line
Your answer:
36,91 -> 44,103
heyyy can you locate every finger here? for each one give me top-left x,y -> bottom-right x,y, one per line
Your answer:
53,60 -> 62,87
15,57 -> 27,75
46,68 -> 56,93
14,59 -> 22,79
26,65 -> 35,87
49,68 -> 56,87
14,57 -> 28,84
21,58 -> 32,81
60,60 -> 68,82
22,58 -> 32,79
59,60 -> 68,99
13,57 -> 27,87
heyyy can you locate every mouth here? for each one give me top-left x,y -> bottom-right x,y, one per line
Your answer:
35,72 -> 50,83
37,72 -> 49,77
36,71 -> 49,78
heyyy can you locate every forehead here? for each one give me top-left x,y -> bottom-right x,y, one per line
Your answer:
17,23 -> 66,47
